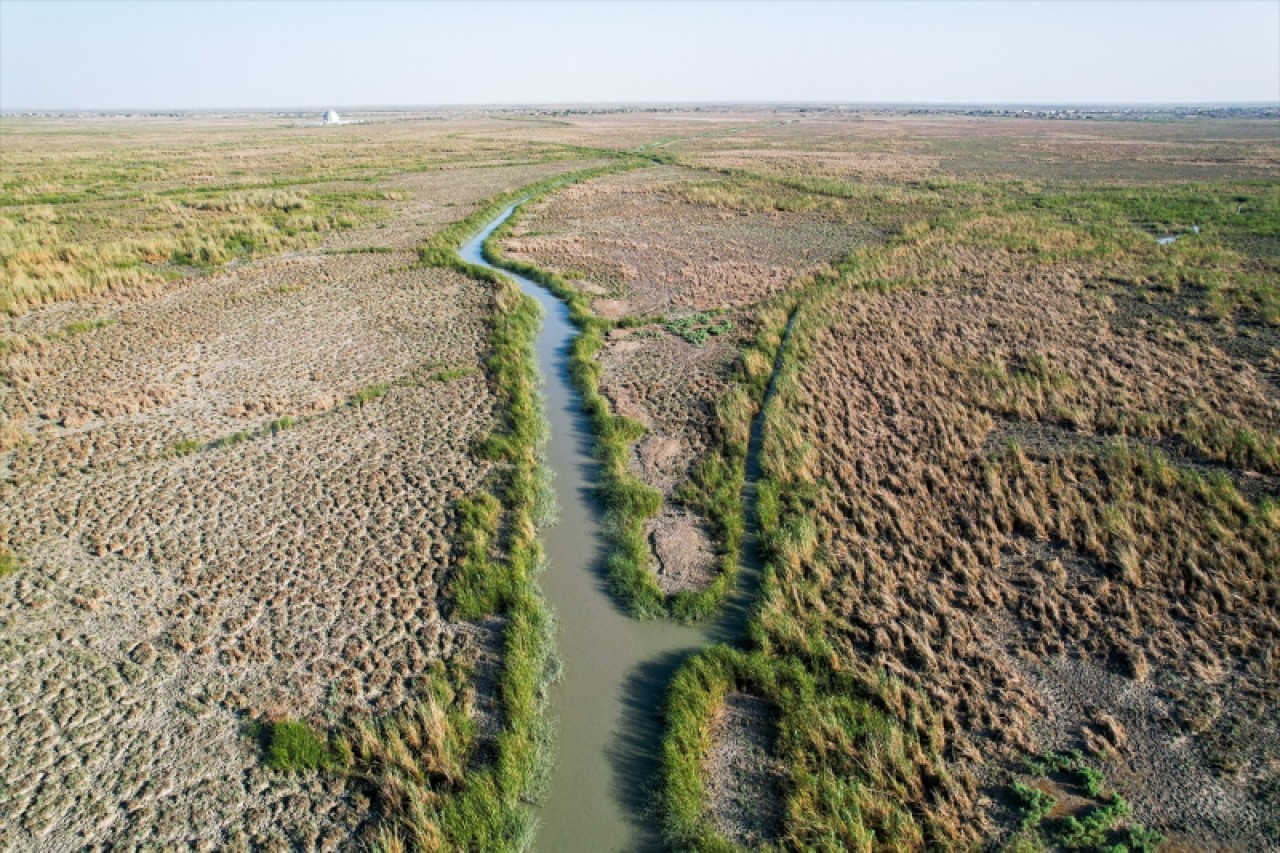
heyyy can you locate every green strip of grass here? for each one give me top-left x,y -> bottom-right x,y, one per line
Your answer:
661,645 -> 959,851
262,719 -> 350,773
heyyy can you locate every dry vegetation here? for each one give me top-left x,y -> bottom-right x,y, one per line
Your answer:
0,113 -> 618,850
636,111 -> 1280,853
732,124 -> 1274,851
0,114 -> 597,315
3,107 -> 1278,852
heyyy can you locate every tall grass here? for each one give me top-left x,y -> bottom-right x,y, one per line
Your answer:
660,646 -> 961,851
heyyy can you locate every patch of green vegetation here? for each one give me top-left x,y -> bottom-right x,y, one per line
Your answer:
431,366 -> 479,382
664,311 -> 736,345
50,316 -> 116,340
662,645 -> 953,850
269,414 -> 296,433
262,719 -> 350,773
0,547 -> 19,579
1012,750 -> 1165,852
215,430 -> 251,448
1179,405 -> 1280,475
449,493 -> 512,619
348,383 -> 389,407
168,437 -> 203,457
1011,780 -> 1058,830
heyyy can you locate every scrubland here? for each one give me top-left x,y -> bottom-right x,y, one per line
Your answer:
494,110 -> 1279,850
2,107 -> 1277,852
0,113 -> 622,850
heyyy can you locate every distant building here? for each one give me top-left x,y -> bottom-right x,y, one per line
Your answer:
322,110 -> 340,125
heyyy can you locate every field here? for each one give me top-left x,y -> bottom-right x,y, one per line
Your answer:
2,107 -> 1278,851
491,111 -> 1280,849
0,113 -> 620,850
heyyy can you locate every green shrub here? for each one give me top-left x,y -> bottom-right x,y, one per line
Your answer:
169,437 -> 202,456
0,547 -> 19,579
264,719 -> 347,773
1011,780 -> 1057,830
269,414 -> 296,433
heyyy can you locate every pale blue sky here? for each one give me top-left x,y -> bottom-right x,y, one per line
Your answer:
2,1 -> 1277,110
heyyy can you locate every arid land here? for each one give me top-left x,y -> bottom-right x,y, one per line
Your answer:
2,107 -> 1278,852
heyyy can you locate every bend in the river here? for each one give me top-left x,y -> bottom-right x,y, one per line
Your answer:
460,203 -> 786,852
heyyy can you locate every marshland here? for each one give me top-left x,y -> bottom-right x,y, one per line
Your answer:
2,102 -> 1278,853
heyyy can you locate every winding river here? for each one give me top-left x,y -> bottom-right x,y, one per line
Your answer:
460,205 -> 776,852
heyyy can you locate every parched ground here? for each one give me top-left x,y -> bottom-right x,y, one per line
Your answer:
0,148 -> 530,847
501,165 -> 866,319
702,693 -> 786,847
762,231 -> 1279,846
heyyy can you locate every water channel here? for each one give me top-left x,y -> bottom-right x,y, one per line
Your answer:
460,205 -> 778,852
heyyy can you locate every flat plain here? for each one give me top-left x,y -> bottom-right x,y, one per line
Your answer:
2,106 -> 1278,852
498,110 -> 1280,851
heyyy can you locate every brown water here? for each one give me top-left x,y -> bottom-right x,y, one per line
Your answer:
460,205 -> 775,852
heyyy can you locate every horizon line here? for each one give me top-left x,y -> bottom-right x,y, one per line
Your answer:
3,99 -> 1278,116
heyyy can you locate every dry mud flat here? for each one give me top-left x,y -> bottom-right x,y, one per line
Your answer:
501,165 -> 865,319
670,112 -> 1280,183
0,248 -> 504,849
702,693 -> 786,847
777,243 -> 1279,845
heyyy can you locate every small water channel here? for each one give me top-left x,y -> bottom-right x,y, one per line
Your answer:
460,205 -> 782,852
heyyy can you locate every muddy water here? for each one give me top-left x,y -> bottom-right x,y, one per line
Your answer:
460,206 -> 774,852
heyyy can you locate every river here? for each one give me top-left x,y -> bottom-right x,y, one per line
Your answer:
460,204 -> 777,852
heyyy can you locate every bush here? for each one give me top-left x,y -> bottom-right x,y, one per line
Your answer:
0,547 -> 19,579
264,719 -> 347,773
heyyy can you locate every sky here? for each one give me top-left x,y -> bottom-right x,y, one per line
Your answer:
1,1 -> 1277,110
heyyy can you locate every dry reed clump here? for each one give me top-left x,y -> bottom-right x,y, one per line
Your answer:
754,211 -> 1279,846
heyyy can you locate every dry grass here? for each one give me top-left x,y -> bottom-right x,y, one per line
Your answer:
0,115 -> 593,314
0,116 -> 591,849
751,191 -> 1279,846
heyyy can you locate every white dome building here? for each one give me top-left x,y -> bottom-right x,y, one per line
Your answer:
322,110 -> 340,125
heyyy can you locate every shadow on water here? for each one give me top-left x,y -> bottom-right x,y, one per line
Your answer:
607,648 -> 703,852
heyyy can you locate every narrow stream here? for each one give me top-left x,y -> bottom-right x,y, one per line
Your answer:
460,205 -> 783,852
